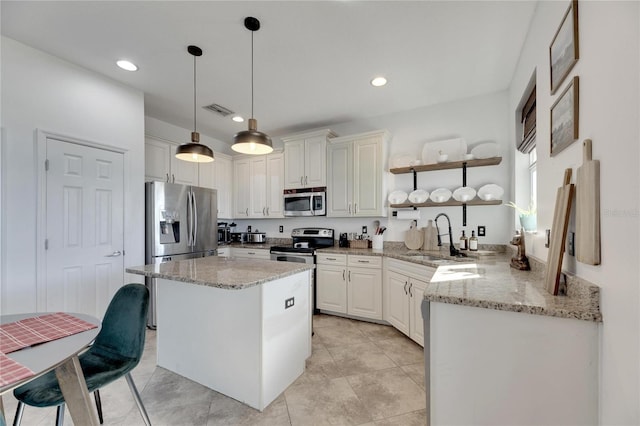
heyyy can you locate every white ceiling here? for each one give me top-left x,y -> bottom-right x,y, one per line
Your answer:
1,1 -> 537,144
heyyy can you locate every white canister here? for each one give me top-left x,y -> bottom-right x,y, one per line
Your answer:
372,235 -> 384,250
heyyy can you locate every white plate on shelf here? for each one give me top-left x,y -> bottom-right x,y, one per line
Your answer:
477,184 -> 504,201
408,189 -> 429,204
390,153 -> 417,168
430,188 -> 452,203
388,190 -> 408,204
421,138 -> 467,164
452,187 -> 477,202
470,142 -> 500,159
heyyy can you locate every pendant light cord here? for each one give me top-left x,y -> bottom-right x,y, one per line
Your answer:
251,30 -> 254,120
193,54 -> 197,132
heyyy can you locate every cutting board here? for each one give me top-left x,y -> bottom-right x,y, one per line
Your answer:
545,169 -> 575,295
405,220 -> 424,250
576,139 -> 601,265
422,220 -> 439,251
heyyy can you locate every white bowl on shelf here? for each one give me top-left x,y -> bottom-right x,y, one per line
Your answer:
408,189 -> 429,204
388,190 -> 408,204
470,142 -> 500,159
477,184 -> 504,201
430,188 -> 452,203
452,187 -> 477,202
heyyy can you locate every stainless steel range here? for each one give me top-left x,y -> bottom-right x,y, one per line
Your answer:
270,228 -> 334,313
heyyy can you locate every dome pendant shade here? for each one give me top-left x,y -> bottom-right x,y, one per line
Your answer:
176,45 -> 214,163
232,16 -> 272,155
176,131 -> 214,162
232,118 -> 273,155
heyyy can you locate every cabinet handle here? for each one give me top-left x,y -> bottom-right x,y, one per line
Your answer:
172,174 -> 175,183
263,207 -> 266,216
348,271 -> 351,281
305,176 -> 308,185
404,281 -> 408,295
300,176 -> 304,186
266,207 -> 269,216
326,257 -> 337,261
357,260 -> 369,263
348,204 -> 352,214
166,173 -> 169,182
409,283 -> 413,297
354,203 -> 357,214
343,270 -> 345,281
246,208 -> 248,216
248,252 -> 255,255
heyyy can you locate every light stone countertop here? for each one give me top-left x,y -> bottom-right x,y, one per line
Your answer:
318,244 -> 602,322
126,256 -> 313,290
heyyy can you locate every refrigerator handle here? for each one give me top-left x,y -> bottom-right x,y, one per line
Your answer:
186,191 -> 193,246
192,190 -> 198,247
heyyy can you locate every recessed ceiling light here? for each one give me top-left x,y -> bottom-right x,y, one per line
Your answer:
232,116 -> 245,123
116,60 -> 138,72
370,77 -> 387,87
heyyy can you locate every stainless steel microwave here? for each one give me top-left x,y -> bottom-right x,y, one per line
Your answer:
283,188 -> 326,216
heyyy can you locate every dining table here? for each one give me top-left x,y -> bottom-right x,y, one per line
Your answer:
0,312 -> 101,426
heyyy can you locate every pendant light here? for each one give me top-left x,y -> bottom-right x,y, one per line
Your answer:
232,17 -> 273,155
176,45 -> 215,163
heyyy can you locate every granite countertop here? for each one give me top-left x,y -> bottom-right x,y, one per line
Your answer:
318,244 -> 601,322
126,256 -> 313,290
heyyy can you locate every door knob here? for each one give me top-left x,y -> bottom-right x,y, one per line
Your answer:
105,251 -> 122,257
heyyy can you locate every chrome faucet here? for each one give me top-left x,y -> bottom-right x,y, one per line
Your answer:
434,213 -> 462,257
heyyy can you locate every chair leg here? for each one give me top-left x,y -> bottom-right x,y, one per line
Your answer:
93,390 -> 104,424
55,404 -> 65,426
12,402 -> 24,426
125,373 -> 151,426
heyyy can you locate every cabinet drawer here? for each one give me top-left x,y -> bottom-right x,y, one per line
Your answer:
348,255 -> 382,268
231,247 -> 270,260
316,253 -> 347,265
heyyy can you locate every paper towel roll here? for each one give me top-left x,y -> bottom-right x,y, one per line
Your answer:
396,210 -> 421,220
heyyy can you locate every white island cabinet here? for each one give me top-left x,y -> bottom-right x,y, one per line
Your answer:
126,256 -> 313,411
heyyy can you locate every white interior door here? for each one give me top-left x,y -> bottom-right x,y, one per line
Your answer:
45,138 -> 124,318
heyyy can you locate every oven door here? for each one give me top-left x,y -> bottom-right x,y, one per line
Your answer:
270,251 -> 314,264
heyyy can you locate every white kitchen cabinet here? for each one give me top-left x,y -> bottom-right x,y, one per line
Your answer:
198,154 -> 233,219
144,136 -> 198,185
282,129 -> 336,189
384,258 -> 434,346
231,247 -> 271,260
234,152 -> 284,219
316,253 -> 382,320
327,130 -> 389,217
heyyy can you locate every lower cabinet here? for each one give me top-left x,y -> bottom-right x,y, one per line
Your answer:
216,246 -> 231,258
230,247 -> 271,260
384,258 -> 434,346
316,254 -> 382,320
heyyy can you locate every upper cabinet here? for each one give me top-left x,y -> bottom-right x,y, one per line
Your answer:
144,136 -> 198,185
327,130 -> 390,217
233,152 -> 284,219
145,135 -> 232,219
282,129 -> 337,189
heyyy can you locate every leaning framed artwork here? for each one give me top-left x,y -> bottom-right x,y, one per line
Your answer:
550,76 -> 579,157
549,0 -> 579,94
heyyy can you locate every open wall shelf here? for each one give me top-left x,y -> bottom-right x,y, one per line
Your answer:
389,156 -> 502,174
390,199 -> 502,209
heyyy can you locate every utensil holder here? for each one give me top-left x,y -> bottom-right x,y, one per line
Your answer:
372,235 -> 384,250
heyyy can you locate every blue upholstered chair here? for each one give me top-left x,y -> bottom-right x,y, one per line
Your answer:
12,283 -> 151,426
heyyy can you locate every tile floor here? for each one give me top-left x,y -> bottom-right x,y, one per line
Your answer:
3,314 -> 426,426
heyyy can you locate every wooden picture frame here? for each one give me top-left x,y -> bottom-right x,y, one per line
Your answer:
549,0 -> 579,94
550,76 -> 579,157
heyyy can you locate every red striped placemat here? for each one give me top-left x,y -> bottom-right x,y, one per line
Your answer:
0,312 -> 98,354
0,352 -> 34,387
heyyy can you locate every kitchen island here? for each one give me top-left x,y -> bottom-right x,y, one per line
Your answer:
126,256 -> 314,411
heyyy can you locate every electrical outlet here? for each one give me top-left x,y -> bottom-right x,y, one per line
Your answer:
477,226 -> 486,237
279,225 -> 283,233
362,226 -> 368,235
285,297 -> 295,309
567,232 -> 575,256
545,229 -> 551,248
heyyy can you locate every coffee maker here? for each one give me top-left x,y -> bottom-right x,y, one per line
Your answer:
339,233 -> 349,247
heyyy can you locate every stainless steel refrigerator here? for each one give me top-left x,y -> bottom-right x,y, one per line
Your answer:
145,181 -> 217,328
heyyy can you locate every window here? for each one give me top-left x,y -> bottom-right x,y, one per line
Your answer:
529,149 -> 537,212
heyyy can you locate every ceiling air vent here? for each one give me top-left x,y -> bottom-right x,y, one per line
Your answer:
203,103 -> 234,117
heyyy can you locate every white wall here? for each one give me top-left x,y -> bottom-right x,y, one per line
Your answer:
226,91 -> 511,244
0,37 -> 146,314
508,2 -> 639,424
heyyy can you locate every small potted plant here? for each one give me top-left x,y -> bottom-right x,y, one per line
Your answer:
505,201 -> 537,232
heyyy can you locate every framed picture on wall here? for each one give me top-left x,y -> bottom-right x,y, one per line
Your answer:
550,76 -> 579,156
549,0 -> 579,94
